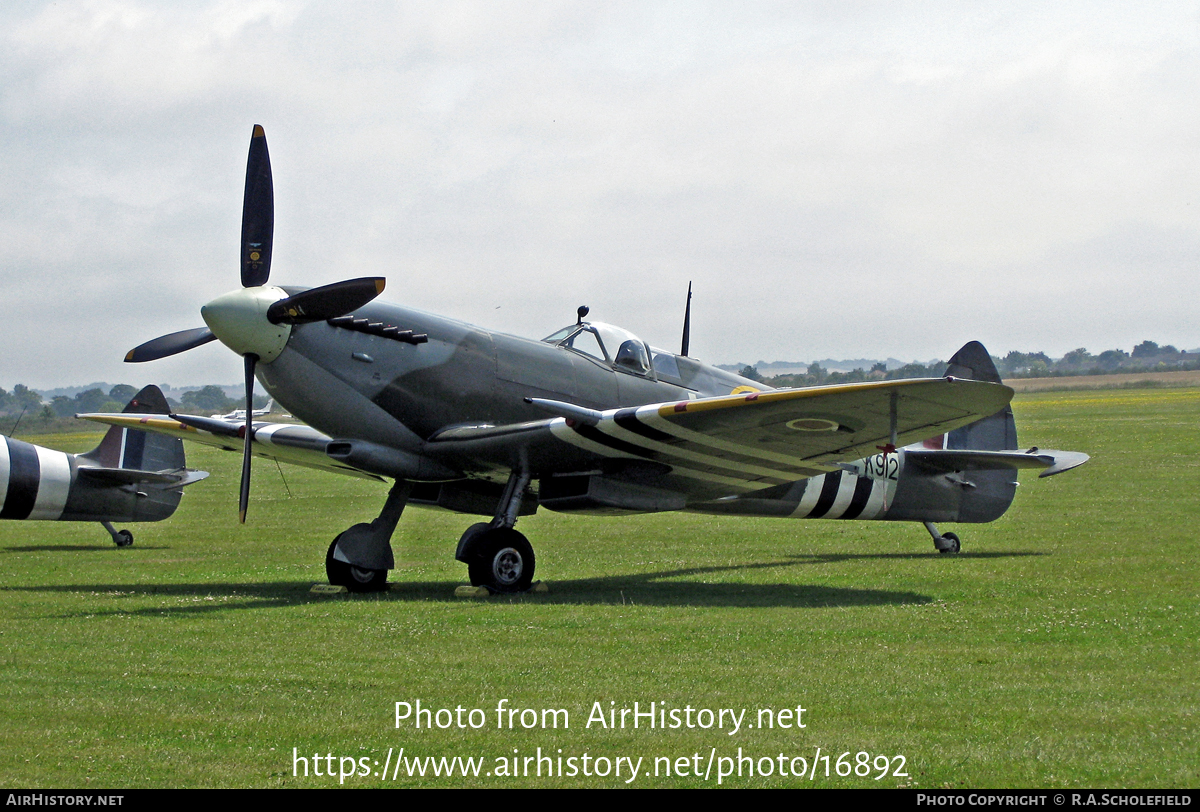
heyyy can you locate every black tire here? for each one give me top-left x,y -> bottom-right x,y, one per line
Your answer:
114,530 -> 133,548
326,536 -> 388,593
939,532 -> 961,555
467,528 -> 535,593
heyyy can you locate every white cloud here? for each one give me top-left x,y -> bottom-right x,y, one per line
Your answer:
2,1 -> 1199,390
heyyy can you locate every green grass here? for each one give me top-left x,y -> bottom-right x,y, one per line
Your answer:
1,389 -> 1197,787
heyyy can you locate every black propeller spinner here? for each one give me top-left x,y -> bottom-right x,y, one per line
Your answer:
124,125 -> 387,523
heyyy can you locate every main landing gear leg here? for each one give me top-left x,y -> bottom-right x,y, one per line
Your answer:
101,521 -> 133,547
326,480 -> 412,592
923,521 -> 960,554
456,469 -> 535,593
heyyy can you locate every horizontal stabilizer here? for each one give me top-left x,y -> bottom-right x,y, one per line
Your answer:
76,467 -> 209,489
904,448 -> 1089,478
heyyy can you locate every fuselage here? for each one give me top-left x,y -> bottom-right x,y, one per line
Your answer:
201,286 -> 1019,524
245,293 -> 765,457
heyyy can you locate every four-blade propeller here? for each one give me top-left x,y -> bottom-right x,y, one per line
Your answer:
125,125 -> 387,522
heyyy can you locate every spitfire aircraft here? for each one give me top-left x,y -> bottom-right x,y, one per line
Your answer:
2,386 -> 207,546
88,126 -> 1087,592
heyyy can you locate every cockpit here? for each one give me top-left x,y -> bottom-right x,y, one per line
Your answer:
541,319 -> 763,395
542,321 -> 680,383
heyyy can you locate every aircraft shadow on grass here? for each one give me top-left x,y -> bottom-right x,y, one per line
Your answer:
781,550 -> 1044,566
2,544 -> 171,553
15,549 -> 1040,615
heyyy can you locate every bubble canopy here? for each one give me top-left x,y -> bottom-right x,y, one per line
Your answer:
542,321 -> 655,376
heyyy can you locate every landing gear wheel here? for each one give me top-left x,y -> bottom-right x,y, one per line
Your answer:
114,530 -> 133,548
467,528 -> 535,593
326,537 -> 388,593
938,532 -> 961,555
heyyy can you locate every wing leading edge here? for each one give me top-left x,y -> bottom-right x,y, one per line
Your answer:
76,414 -> 383,481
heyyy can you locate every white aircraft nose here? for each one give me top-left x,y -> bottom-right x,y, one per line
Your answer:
201,286 -> 292,362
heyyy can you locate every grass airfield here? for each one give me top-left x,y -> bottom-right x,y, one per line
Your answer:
1,388 -> 1196,788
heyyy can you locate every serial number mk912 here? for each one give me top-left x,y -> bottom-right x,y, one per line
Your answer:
860,452 -> 900,481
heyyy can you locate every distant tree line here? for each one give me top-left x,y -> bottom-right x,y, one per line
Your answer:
0,384 -> 270,420
993,341 -> 1197,378
747,360 -> 945,389
739,340 -> 1200,388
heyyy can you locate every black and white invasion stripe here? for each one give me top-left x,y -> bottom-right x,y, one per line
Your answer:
547,402 -> 848,494
787,470 -> 894,520
0,436 -> 73,521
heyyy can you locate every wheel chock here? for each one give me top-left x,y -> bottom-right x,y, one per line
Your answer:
455,585 -> 492,598
310,583 -> 348,595
454,582 -> 549,597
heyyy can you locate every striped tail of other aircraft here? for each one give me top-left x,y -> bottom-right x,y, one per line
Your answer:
0,385 -> 207,546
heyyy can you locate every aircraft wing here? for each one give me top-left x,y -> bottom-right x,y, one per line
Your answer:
427,377 -> 1014,499
76,413 -> 383,481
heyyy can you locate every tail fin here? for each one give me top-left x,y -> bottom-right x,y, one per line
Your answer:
81,385 -> 186,472
944,341 -> 1017,451
890,341 -> 1086,525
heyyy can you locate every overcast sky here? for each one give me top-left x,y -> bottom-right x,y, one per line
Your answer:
2,1 -> 1198,390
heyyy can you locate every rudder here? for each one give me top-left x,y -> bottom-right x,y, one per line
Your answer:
888,341 -> 1019,523
944,341 -> 1017,452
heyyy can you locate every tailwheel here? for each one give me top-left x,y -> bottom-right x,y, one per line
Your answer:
102,522 -> 134,547
467,528 -> 535,594
923,522 -> 961,554
326,536 -> 388,593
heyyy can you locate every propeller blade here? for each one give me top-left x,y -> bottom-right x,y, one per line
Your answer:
238,354 -> 258,523
241,125 -> 274,287
266,277 -> 387,325
125,327 -> 216,363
